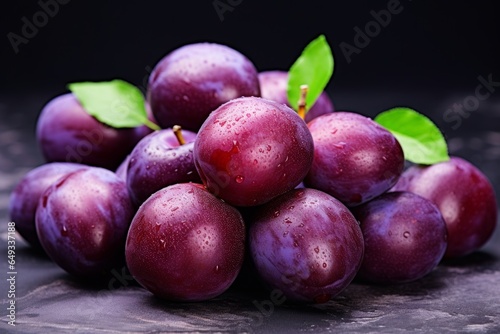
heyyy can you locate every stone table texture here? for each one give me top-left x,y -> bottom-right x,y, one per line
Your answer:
1,90 -> 500,334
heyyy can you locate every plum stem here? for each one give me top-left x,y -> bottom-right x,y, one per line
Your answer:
173,125 -> 186,145
297,85 -> 308,120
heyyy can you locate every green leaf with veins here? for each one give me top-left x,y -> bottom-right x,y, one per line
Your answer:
374,107 -> 449,165
287,34 -> 334,113
67,79 -> 159,130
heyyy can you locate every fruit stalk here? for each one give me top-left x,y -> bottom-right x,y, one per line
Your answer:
173,125 -> 186,145
297,85 -> 308,120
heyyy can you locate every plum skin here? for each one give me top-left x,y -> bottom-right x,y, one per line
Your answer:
8,162 -> 87,248
36,93 -> 146,170
248,188 -> 364,304
194,96 -> 314,207
148,42 -> 261,132
125,183 -> 246,302
258,70 -> 334,123
304,111 -> 405,207
391,156 -> 498,258
352,191 -> 448,284
35,167 -> 134,279
115,154 -> 131,181
126,128 -> 200,205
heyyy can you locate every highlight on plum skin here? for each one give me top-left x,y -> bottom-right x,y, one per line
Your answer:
391,156 -> 498,259
194,96 -> 314,207
125,182 -> 246,302
148,42 -> 261,132
248,188 -> 365,304
36,93 -> 148,171
258,70 -> 335,123
352,191 -> 448,284
8,162 -> 88,249
304,111 -> 405,207
35,167 -> 135,280
126,127 -> 200,206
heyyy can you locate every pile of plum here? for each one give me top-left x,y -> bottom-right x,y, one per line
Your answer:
9,41 -> 498,304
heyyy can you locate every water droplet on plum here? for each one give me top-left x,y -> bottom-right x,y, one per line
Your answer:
333,142 -> 346,149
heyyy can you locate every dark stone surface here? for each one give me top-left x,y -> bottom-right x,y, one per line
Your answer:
1,90 -> 500,333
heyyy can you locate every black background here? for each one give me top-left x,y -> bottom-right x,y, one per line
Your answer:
2,0 -> 500,95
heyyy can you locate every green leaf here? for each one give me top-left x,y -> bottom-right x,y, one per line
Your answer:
287,34 -> 334,112
67,79 -> 159,130
374,107 -> 449,165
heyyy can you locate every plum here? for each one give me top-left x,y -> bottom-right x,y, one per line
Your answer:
391,156 -> 497,258
35,167 -> 134,280
115,154 -> 131,182
304,111 -> 405,207
194,96 -> 314,207
126,127 -> 200,206
36,93 -> 148,170
258,70 -> 335,123
148,42 -> 261,132
125,183 -> 246,301
352,191 -> 448,284
248,188 -> 364,304
8,162 -> 87,248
